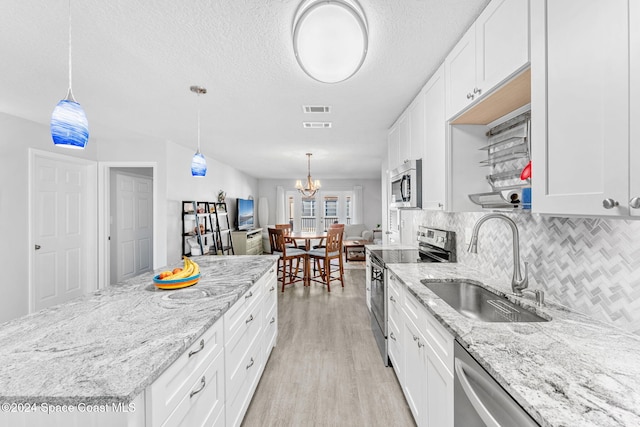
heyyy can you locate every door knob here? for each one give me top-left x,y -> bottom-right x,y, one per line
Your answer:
35,244 -> 41,250
630,197 -> 640,209
602,198 -> 619,209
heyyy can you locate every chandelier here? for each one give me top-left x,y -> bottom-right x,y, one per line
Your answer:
295,153 -> 321,197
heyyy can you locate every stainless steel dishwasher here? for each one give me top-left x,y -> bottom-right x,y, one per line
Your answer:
454,340 -> 539,427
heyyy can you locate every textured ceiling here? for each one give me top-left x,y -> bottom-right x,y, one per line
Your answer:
0,0 -> 490,179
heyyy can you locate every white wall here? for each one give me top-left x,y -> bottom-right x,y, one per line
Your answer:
164,141 -> 258,264
257,178 -> 382,229
0,113 -> 98,323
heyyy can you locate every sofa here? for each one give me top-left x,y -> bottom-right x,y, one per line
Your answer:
342,224 -> 373,242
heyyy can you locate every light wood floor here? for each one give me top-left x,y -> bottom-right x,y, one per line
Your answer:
241,267 -> 416,427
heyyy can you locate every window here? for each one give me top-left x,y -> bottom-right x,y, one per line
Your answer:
346,196 -> 351,224
302,199 -> 316,217
324,197 -> 338,217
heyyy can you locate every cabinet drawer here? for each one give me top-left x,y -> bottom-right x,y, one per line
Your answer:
388,272 -> 404,307
425,309 -> 454,374
224,282 -> 264,343
225,303 -> 263,402
162,347 -> 225,427
402,289 -> 426,331
147,320 -> 223,426
226,339 -> 264,427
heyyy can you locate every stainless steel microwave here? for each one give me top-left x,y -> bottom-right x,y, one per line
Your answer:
390,159 -> 422,209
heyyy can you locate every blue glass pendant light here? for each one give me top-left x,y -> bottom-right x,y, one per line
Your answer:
51,0 -> 89,149
190,86 -> 207,177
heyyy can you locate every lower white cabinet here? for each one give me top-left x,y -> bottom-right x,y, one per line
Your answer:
365,253 -> 372,311
394,288 -> 454,427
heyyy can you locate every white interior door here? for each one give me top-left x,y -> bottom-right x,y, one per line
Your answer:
32,156 -> 88,311
111,170 -> 153,283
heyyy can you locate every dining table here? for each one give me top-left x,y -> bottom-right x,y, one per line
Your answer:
285,230 -> 327,286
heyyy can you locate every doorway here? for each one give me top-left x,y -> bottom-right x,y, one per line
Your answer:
110,168 -> 153,284
97,162 -> 158,288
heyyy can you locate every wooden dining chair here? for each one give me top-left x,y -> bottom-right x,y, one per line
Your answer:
269,227 -> 307,292
314,223 -> 344,249
307,227 -> 344,292
274,223 -> 303,249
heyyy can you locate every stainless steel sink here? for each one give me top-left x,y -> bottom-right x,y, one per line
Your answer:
421,279 -> 549,323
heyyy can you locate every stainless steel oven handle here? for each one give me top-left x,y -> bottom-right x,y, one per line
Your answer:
454,358 -> 501,427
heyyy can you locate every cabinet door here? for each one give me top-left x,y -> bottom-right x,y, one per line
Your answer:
630,1 -> 640,216
409,94 -> 425,162
398,114 -> 411,165
403,319 -> 426,426
388,125 -> 400,171
425,349 -> 453,427
422,66 -> 446,210
531,0 -> 629,216
475,0 -> 529,92
445,27 -> 476,119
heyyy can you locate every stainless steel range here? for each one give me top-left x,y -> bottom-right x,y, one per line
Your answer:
369,226 -> 456,366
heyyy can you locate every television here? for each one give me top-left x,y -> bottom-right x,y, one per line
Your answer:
236,198 -> 255,230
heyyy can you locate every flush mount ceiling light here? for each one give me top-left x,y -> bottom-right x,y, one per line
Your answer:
293,0 -> 368,83
296,153 -> 321,197
190,85 -> 207,177
51,0 -> 89,149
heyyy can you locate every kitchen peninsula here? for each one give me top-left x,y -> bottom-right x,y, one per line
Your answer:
0,255 -> 278,426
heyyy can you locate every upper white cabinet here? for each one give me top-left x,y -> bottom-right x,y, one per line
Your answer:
409,93 -> 426,162
631,0 -> 640,217
531,0 -> 631,216
422,65 -> 446,211
398,114 -> 411,166
446,0 -> 530,119
388,124 -> 400,172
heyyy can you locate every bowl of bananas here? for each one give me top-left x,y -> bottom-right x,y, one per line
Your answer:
153,257 -> 201,290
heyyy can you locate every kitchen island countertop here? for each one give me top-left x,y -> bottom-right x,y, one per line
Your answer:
0,255 -> 278,406
387,261 -> 640,427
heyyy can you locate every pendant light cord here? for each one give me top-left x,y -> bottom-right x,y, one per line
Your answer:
67,0 -> 75,101
197,92 -> 201,153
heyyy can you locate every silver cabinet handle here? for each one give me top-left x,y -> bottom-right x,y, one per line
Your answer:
438,202 -> 443,208
389,332 -> 396,341
245,291 -> 253,300
417,341 -> 424,349
188,339 -> 205,358
35,244 -> 41,250
412,335 -> 418,342
246,357 -> 255,370
630,197 -> 640,209
466,93 -> 474,100
246,314 -> 254,324
189,376 -> 206,398
473,87 -> 482,95
366,287 -> 370,291
602,198 -> 619,209
270,317 -> 275,324
270,268 -> 275,273
269,286 -> 275,292
389,295 -> 396,303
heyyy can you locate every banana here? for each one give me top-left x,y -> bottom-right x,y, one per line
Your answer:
161,257 -> 193,280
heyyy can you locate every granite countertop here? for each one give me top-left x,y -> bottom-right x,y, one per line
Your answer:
0,255 -> 278,406
386,261 -> 640,427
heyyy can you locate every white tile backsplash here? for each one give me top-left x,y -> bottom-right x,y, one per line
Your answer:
418,210 -> 640,335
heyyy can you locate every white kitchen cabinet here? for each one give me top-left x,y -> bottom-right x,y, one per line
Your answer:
398,114 -> 411,166
365,253 -> 372,311
531,0 -> 631,216
422,65 -> 447,210
388,125 -> 400,172
631,0 -> 640,216
393,287 -> 454,427
409,92 -> 426,163
446,0 -> 530,119
387,272 -> 404,376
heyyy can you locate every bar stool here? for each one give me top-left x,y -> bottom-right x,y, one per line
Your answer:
307,227 -> 344,292
268,227 -> 307,292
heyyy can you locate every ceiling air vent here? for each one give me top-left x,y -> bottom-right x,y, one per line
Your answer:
303,122 -> 332,129
303,105 -> 331,113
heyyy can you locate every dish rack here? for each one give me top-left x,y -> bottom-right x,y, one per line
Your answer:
469,111 -> 531,209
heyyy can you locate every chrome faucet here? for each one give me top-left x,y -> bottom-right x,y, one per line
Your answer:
467,213 -> 529,295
